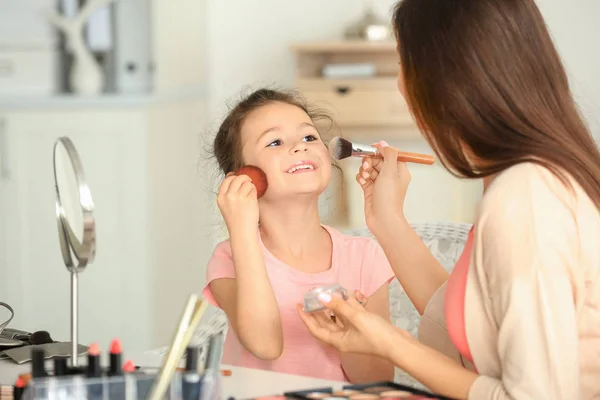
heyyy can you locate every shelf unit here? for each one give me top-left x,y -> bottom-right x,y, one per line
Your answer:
0,0 -> 210,355
290,40 -> 481,229
290,40 -> 415,135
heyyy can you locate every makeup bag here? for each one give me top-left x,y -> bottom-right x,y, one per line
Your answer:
0,302 -> 25,350
0,301 -> 87,363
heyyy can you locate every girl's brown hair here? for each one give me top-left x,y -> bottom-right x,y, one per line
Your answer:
212,88 -> 332,174
393,0 -> 600,209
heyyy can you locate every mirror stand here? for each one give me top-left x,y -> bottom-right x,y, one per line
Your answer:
53,136 -> 96,366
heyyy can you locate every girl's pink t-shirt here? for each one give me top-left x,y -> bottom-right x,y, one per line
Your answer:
202,225 -> 394,381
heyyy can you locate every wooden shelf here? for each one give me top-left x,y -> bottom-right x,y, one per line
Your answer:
297,77 -> 397,90
291,40 -> 415,227
0,84 -> 206,110
291,40 -> 411,130
290,40 -> 397,54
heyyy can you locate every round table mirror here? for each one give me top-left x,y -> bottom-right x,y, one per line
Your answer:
52,136 -> 96,365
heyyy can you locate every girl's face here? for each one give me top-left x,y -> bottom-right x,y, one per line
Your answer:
240,101 -> 332,200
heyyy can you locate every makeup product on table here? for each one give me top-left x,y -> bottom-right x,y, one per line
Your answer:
283,386 -> 334,399
14,311 -> 229,400
0,385 -> 16,400
53,357 -> 68,376
303,284 -> 348,313
31,347 -> 47,378
147,294 -> 208,400
52,356 -> 70,400
328,136 -> 435,165
108,339 -> 125,399
204,333 -> 224,371
284,381 -> 452,400
1,383 -> 14,400
122,360 -> 147,400
123,359 -> 136,373
30,347 -> 49,400
86,343 -> 103,400
234,165 -> 268,198
199,333 -> 225,400
13,377 -> 25,400
182,346 -> 201,400
109,338 -> 123,376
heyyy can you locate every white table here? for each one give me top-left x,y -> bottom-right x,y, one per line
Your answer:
0,353 -> 344,399
134,352 -> 345,398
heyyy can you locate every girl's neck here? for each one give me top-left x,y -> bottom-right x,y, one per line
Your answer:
258,199 -> 328,259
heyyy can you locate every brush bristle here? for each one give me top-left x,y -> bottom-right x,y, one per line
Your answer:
328,136 -> 353,161
234,165 -> 268,198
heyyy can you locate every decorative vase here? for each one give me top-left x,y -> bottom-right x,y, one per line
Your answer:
344,0 -> 392,41
45,0 -> 115,95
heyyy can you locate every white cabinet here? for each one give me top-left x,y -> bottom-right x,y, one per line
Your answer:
0,98 -> 213,353
0,0 -> 211,353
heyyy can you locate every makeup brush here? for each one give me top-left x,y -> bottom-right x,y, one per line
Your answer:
234,165 -> 268,198
146,295 -> 208,400
328,136 -> 435,165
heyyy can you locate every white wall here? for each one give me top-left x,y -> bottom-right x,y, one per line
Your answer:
206,0 -> 397,118
202,0 -> 600,247
206,0 -> 600,140
202,0 -> 399,246
537,0 -> 600,142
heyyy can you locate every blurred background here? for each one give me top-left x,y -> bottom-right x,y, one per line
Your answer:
1,0 -> 599,353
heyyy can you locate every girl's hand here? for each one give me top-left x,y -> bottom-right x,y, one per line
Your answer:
356,141 -> 411,234
297,291 -> 400,359
217,173 -> 259,235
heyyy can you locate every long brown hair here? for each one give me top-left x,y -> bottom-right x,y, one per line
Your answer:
393,0 -> 600,209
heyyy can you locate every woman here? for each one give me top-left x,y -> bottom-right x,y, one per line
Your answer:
297,0 -> 600,399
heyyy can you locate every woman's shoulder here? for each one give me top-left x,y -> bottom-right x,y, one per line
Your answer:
477,161 -> 599,246
481,162 -> 588,216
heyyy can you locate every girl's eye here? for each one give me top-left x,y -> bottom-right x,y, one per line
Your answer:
267,139 -> 282,147
303,135 -> 318,142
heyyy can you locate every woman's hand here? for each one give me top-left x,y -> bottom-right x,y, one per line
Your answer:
297,291 -> 402,359
217,173 -> 259,235
356,142 -> 411,234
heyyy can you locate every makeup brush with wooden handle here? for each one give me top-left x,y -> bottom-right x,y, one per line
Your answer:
146,295 -> 208,400
328,136 -> 435,165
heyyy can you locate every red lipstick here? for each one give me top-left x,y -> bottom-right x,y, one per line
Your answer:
109,338 -> 123,376
86,343 -> 103,400
122,360 -> 136,373
13,377 -> 26,400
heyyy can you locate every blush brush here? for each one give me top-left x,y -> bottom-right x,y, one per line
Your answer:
328,136 -> 435,165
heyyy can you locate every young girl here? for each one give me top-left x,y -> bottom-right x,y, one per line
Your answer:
202,89 -> 395,382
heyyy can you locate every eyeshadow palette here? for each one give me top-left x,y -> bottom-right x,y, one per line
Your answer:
279,381 -> 453,400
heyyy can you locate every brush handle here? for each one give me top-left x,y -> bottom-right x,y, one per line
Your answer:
373,148 -> 435,165
394,151 -> 435,165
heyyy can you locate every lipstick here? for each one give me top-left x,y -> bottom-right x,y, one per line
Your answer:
122,360 -> 136,373
182,346 -> 201,400
86,343 -> 101,377
86,343 -> 102,400
108,338 -> 123,376
108,339 -> 125,399
204,333 -> 224,371
123,359 -> 151,399
13,377 -> 25,400
31,347 -> 47,378
30,347 -> 48,400
53,357 -> 68,376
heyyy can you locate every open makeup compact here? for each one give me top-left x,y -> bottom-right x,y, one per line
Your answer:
282,381 -> 451,400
